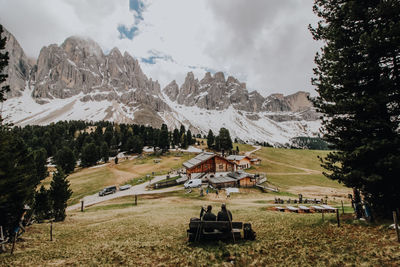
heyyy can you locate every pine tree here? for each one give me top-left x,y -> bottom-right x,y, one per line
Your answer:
33,148 -> 49,180
33,185 -> 51,222
207,129 -> 215,149
100,142 -> 109,162
49,168 -> 72,221
180,133 -> 188,149
179,125 -> 186,138
159,124 -> 169,151
187,129 -> 193,146
80,142 -> 99,167
219,128 -> 233,152
0,24 -> 10,102
173,128 -> 180,148
0,129 -> 39,236
55,146 -> 76,174
310,0 -> 400,218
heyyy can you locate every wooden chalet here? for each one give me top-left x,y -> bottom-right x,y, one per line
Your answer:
183,152 -> 236,178
208,171 -> 256,189
250,158 -> 261,165
227,171 -> 257,187
226,155 -> 252,169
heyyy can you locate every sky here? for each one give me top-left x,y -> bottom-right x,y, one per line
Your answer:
0,0 -> 321,97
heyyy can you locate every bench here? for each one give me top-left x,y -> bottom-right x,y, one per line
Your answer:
286,206 -> 299,213
187,220 -> 255,242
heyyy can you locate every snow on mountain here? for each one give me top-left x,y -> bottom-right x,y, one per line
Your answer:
0,28 -> 321,145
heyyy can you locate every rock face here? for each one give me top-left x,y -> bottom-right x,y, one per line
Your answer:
163,72 -> 316,119
1,28 -> 31,98
1,30 -> 170,127
31,36 -> 169,113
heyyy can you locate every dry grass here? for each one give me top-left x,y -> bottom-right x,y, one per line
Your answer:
1,194 -> 399,266
63,153 -> 195,205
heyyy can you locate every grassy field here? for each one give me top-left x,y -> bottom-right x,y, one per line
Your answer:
247,147 -> 349,199
62,152 -> 195,205
1,194 -> 399,266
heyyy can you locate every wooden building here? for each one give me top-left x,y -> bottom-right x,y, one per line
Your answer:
183,152 -> 236,178
208,176 -> 237,189
208,171 -> 256,189
227,171 -> 257,188
226,155 -> 252,169
250,158 -> 261,166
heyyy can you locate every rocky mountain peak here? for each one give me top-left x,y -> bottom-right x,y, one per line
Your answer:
1,27 -> 31,98
61,36 -> 103,58
213,71 -> 225,83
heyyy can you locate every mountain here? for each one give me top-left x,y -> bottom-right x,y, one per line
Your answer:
1,28 -> 321,145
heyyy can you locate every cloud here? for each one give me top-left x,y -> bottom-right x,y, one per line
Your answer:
0,0 -> 321,96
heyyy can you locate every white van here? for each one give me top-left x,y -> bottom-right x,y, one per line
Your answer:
184,179 -> 202,189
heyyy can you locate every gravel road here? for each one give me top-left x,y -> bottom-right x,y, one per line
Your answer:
67,174 -> 185,211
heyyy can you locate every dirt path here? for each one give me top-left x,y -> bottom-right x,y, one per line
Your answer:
67,174 -> 184,211
262,158 -> 321,175
248,145 -> 321,175
245,145 -> 261,156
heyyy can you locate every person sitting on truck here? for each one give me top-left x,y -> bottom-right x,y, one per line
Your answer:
217,203 -> 232,221
202,205 -> 216,221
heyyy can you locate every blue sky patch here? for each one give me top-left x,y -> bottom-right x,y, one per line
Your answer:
141,50 -> 174,65
118,25 -> 139,40
129,0 -> 145,20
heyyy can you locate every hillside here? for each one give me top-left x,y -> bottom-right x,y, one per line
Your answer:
1,194 -> 399,266
1,147 -> 399,265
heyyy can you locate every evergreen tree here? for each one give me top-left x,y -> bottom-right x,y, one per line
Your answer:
55,146 -> 76,174
219,128 -> 233,152
173,128 -> 180,148
187,129 -> 193,146
0,128 -> 39,237
310,0 -> 400,218
0,24 -> 10,101
214,136 -> 221,151
80,142 -> 99,167
179,125 -> 186,138
207,129 -> 215,149
100,142 -> 109,163
49,168 -> 72,222
33,185 -> 51,222
159,124 -> 169,151
33,148 -> 48,180
126,135 -> 143,154
180,133 -> 188,149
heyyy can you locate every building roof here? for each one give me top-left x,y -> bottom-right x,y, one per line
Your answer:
226,155 -> 249,161
227,171 -> 254,180
208,176 -> 237,184
182,152 -> 216,169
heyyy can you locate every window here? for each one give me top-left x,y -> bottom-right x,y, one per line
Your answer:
219,164 -> 224,170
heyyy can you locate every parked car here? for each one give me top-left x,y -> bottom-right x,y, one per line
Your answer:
184,179 -> 202,189
119,184 -> 132,191
98,186 -> 117,196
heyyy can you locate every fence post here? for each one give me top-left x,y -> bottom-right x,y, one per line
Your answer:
50,221 -> 53,241
336,209 -> 340,227
0,226 -> 5,252
321,210 -> 324,222
393,210 -> 400,243
10,232 -> 17,255
134,195 -> 137,206
341,200 -> 344,214
81,200 -> 84,212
